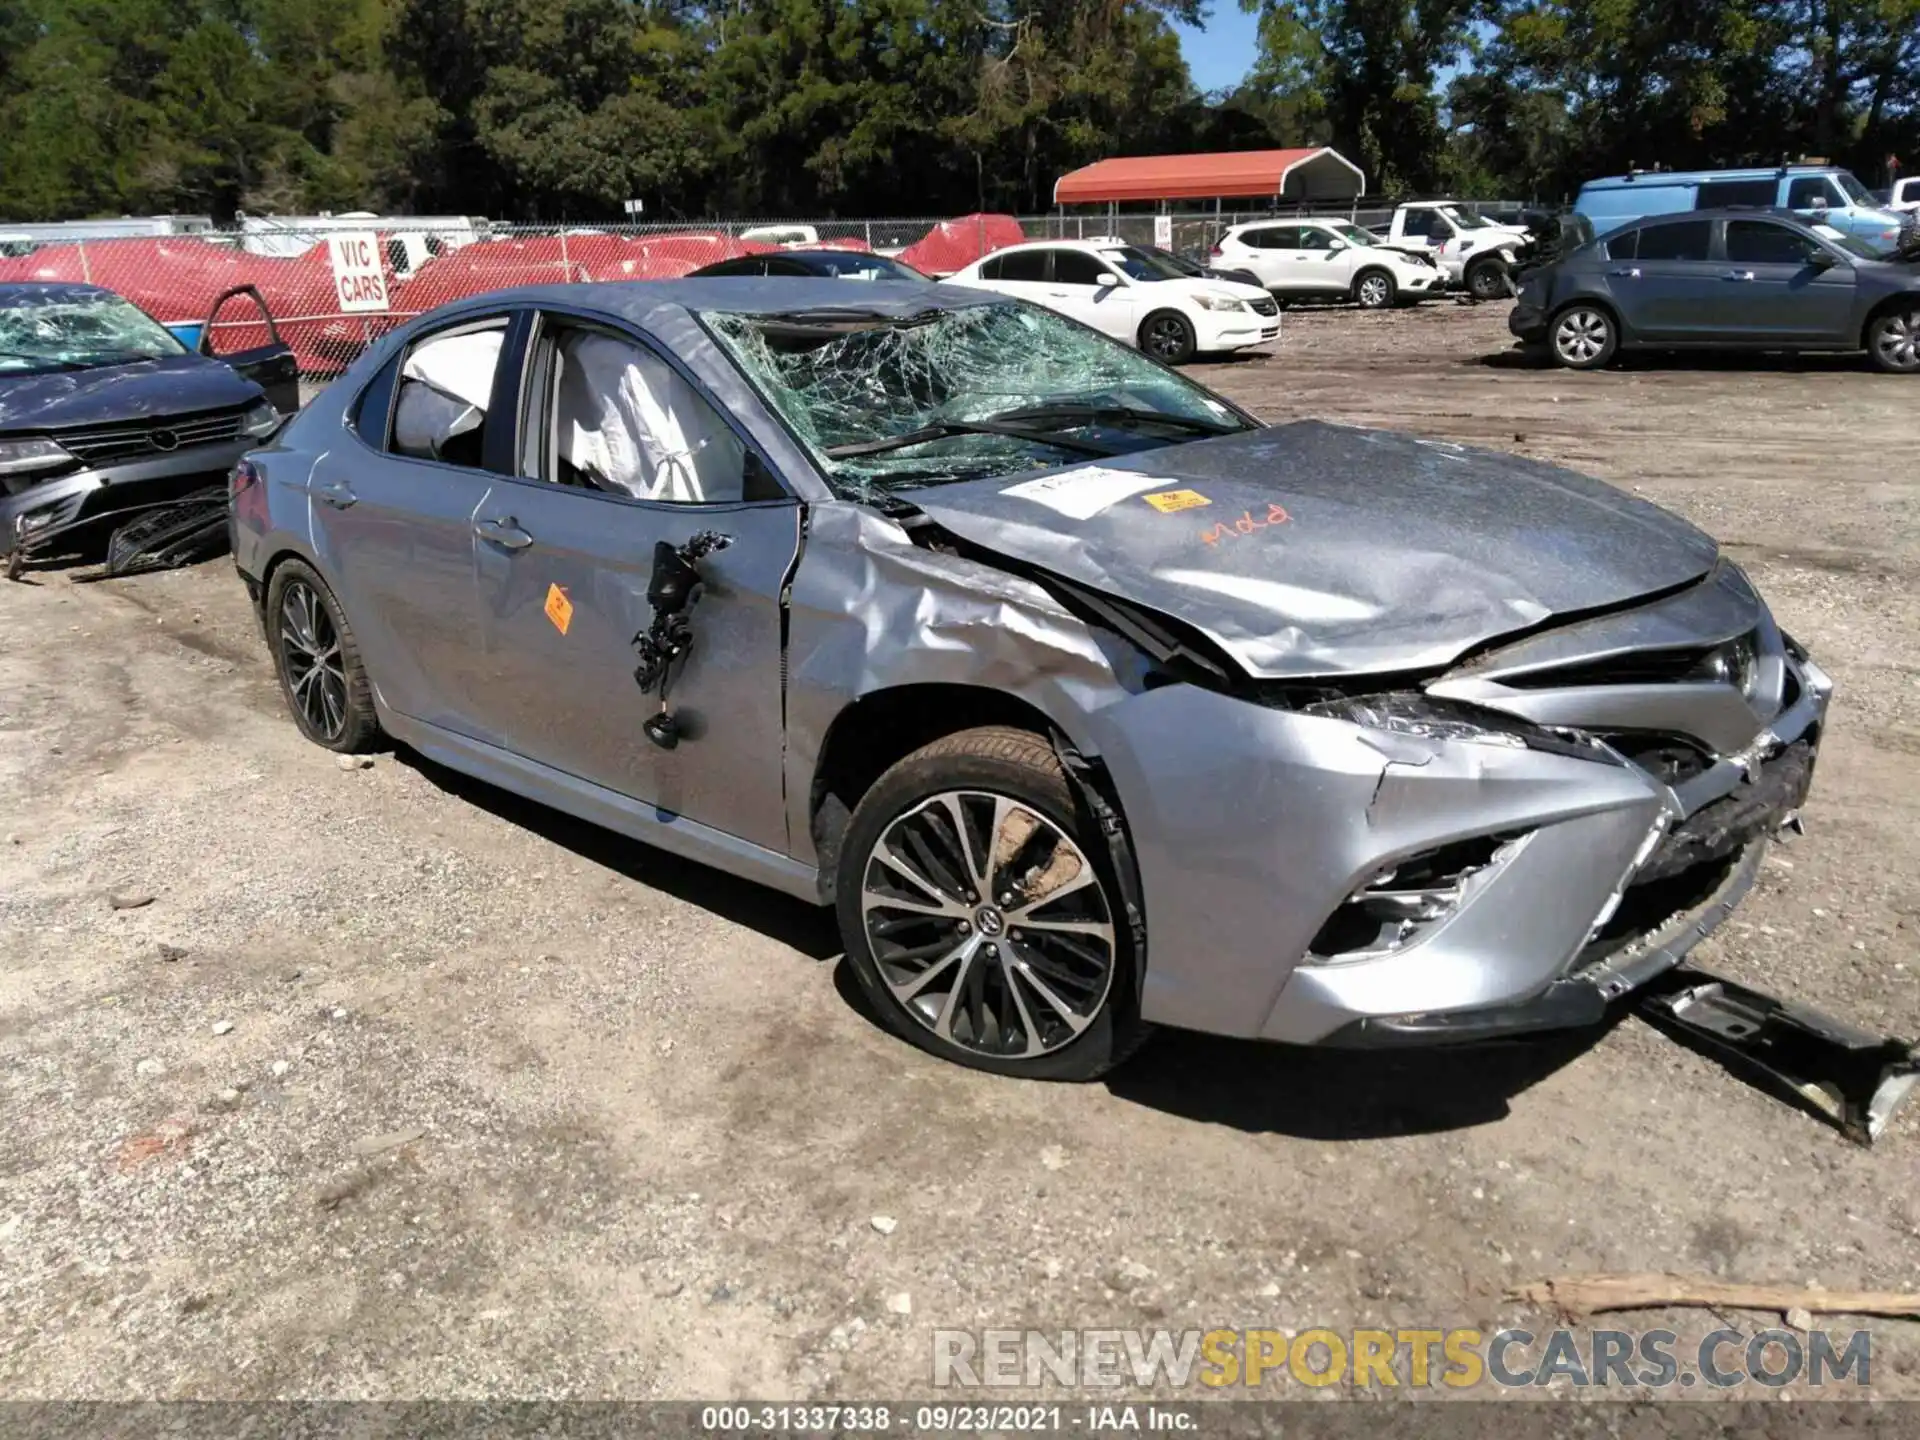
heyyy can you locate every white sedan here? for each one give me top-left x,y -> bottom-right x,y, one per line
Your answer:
1214,218 -> 1443,308
945,240 -> 1278,364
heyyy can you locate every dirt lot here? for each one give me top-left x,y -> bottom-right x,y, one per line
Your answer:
2,302 -> 1917,1403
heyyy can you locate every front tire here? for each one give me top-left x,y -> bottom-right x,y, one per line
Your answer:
836,726 -> 1150,1081
1138,310 -> 1197,365
1549,304 -> 1618,369
266,558 -> 379,752
1466,258 -> 1510,301
1867,305 -> 1920,373
1352,268 -> 1396,310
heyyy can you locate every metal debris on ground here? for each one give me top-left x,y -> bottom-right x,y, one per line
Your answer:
101,485 -> 230,577
1508,1272 -> 1920,1322
1636,966 -> 1920,1146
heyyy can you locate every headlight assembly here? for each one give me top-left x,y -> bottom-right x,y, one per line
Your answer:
240,398 -> 281,438
1304,692 -> 1530,748
0,437 -> 75,479
1191,292 -> 1248,312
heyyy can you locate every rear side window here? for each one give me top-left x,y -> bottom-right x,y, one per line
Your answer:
1726,220 -> 1824,266
994,250 -> 1049,282
1636,220 -> 1712,261
1696,179 -> 1777,209
1603,229 -> 1640,261
389,321 -> 509,468
1247,227 -> 1296,249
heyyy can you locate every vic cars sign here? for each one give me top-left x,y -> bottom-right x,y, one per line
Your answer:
327,233 -> 390,313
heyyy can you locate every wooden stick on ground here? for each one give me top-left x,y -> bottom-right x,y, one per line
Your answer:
1507,1273 -> 1920,1322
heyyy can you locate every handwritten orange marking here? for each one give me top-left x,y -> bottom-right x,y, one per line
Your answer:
1201,503 -> 1290,545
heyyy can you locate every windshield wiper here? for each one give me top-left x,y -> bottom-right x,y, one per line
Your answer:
0,352 -> 92,371
824,418 -> 1121,460
979,403 -> 1243,438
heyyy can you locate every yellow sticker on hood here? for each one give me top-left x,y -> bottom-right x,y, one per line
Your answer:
544,583 -> 574,635
1142,489 -> 1210,513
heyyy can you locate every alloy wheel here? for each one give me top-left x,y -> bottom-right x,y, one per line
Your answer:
1872,311 -> 1920,371
859,790 -> 1117,1059
1143,315 -> 1189,360
278,580 -> 349,741
1358,275 -> 1390,308
1554,309 -> 1610,365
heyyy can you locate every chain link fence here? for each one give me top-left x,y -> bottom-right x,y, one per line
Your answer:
0,204 -> 1525,375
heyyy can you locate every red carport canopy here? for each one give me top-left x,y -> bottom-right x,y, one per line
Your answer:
1052,147 -> 1366,205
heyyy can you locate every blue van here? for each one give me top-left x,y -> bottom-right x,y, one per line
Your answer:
1576,166 -> 1906,248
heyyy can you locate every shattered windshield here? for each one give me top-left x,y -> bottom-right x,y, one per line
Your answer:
0,290 -> 185,374
704,300 -> 1252,496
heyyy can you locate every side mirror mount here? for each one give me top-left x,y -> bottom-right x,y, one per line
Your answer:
1096,272 -> 1120,288
1807,248 -> 1837,270
1326,239 -> 1348,253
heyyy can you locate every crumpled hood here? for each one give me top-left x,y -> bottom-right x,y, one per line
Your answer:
0,354 -> 261,433
907,420 -> 1720,679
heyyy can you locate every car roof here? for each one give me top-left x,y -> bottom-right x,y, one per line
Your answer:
1626,205 -> 1816,225
0,281 -> 115,305
1581,166 -> 1839,191
416,278 -> 1001,328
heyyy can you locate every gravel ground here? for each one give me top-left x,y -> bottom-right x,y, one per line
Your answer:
1,301 -> 1917,1403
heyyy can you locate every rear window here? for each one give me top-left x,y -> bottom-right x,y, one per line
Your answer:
1636,220 -> 1712,262
1695,179 -> 1777,209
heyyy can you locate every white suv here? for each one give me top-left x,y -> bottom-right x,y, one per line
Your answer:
945,240 -> 1278,364
1213,218 -> 1442,308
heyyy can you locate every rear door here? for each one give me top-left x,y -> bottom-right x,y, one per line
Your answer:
1043,249 -> 1138,341
1716,219 -> 1857,343
466,307 -> 802,851
1225,226 -> 1291,288
200,285 -> 299,414
1608,219 -> 1718,339
306,310 -> 518,741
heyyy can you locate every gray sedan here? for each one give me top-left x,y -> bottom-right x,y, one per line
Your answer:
1511,207 -> 1920,371
232,280 -> 1829,1079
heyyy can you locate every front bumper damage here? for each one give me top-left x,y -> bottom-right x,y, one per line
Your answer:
2,441 -> 251,574
1084,625 -> 1834,1050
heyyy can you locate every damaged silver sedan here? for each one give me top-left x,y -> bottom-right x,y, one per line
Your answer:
231,280 -> 1830,1079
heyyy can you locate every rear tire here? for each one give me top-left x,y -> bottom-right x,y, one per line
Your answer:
835,726 -> 1151,1081
1352,269 -> 1396,310
265,558 -> 379,752
1138,310 -> 1197,365
1866,305 -> 1920,373
1548,303 -> 1618,370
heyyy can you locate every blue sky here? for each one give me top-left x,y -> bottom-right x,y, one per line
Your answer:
1171,5 -> 1264,94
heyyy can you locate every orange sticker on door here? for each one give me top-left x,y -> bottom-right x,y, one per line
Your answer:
544,583 -> 574,635
1142,489 -> 1209,513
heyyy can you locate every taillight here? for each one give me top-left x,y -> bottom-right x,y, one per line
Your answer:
230,459 -> 260,494
1209,244 -> 1223,257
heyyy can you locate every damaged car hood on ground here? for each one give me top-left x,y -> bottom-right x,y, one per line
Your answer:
906,419 -> 1722,679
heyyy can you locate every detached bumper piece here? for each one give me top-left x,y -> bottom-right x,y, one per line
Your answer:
102,485 -> 231,577
1638,968 -> 1920,1146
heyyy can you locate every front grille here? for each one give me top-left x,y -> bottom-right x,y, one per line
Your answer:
1249,296 -> 1279,317
1635,740 -> 1814,885
54,406 -> 250,465
1501,645 -> 1721,689
1599,731 -> 1714,787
